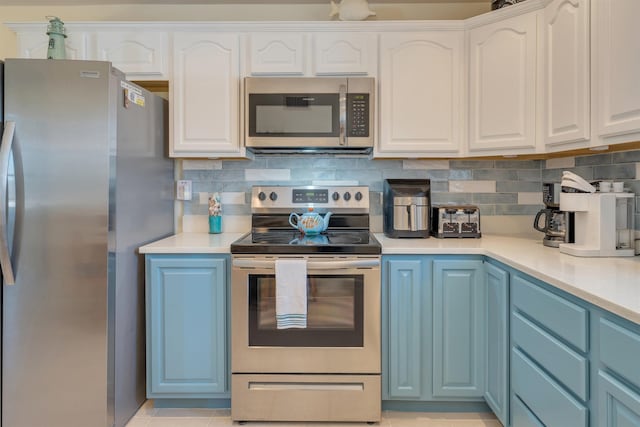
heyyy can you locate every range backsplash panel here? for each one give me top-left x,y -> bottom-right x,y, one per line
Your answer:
179,149 -> 640,232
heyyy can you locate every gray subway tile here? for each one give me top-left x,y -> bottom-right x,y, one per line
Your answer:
290,168 -> 336,181
494,204 -> 543,215
222,159 -> 265,169
381,169 -> 430,180
431,192 -> 474,204
472,193 -> 518,204
593,164 -> 636,180
183,202 -> 207,216
541,168 -> 563,182
222,182 -> 252,192
477,205 -> 496,216
611,149 -> 640,164
496,181 -> 543,192
191,181 -> 223,194
450,160 -> 495,169
266,157 -> 315,169
363,159 -> 403,170
517,169 -> 542,182
473,169 -> 518,181
183,170 -> 216,181
430,181 -> 449,193
575,153 -> 612,166
219,204 -> 251,215
495,159 -> 542,169
424,170 -> 451,181
210,169 -> 246,183
448,169 -> 472,180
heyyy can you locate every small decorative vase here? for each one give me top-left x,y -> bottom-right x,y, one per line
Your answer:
209,216 -> 222,234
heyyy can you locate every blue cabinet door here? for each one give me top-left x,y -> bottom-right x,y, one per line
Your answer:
433,259 -> 484,398
484,262 -> 509,425
597,371 -> 640,427
146,255 -> 228,398
383,257 -> 430,399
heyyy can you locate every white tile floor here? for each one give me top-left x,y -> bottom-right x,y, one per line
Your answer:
126,401 -> 502,427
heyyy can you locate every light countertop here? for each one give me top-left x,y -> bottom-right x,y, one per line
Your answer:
140,232 -> 640,324
138,232 -> 246,254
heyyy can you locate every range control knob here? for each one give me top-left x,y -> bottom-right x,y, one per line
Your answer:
355,191 -> 363,201
332,192 -> 340,201
343,192 -> 351,201
258,191 -> 267,201
269,191 -> 278,201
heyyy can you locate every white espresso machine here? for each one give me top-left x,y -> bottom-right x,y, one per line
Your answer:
559,191 -> 635,257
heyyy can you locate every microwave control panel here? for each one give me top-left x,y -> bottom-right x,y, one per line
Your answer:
347,94 -> 370,137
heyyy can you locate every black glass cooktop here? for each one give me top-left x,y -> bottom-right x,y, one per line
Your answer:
230,230 -> 381,255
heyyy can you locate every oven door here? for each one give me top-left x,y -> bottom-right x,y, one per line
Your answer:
231,255 -> 380,374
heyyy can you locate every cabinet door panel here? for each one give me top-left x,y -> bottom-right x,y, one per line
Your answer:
484,263 -> 509,425
249,33 -> 305,75
595,0 -> 640,138
597,371 -> 640,427
469,13 -> 537,153
378,32 -> 462,155
543,0 -> 590,147
171,33 -> 241,157
386,259 -> 426,399
95,32 -> 168,79
313,33 -> 374,75
433,260 -> 484,398
147,256 -> 227,397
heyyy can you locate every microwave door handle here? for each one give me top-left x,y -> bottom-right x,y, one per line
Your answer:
339,84 -> 347,146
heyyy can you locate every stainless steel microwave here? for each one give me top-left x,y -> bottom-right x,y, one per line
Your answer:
245,77 -> 375,153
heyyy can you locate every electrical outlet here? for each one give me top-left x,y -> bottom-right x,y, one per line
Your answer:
176,180 -> 192,201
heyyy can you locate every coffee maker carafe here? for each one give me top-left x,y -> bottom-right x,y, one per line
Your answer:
534,183 -> 574,247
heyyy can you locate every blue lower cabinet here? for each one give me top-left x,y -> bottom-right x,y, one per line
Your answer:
146,255 -> 228,398
596,315 -> 640,427
597,371 -> 640,427
511,394 -> 544,427
484,262 -> 509,425
382,256 -> 431,400
512,348 -> 588,427
433,259 -> 484,398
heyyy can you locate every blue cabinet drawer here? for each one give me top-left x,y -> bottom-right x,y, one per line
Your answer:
512,275 -> 588,352
511,395 -> 544,427
600,318 -> 640,391
597,371 -> 640,427
512,348 -> 588,427
512,311 -> 589,401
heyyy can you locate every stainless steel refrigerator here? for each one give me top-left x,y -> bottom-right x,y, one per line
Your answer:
0,59 -> 174,427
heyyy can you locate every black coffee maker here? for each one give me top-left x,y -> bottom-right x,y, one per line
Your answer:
534,182 -> 575,248
383,179 -> 431,238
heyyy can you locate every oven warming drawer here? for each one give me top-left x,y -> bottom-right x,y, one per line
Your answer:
231,373 -> 381,422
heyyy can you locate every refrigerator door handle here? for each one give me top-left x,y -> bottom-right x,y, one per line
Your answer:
0,120 -> 16,285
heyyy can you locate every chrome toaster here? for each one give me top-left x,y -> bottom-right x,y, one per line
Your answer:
431,205 -> 482,238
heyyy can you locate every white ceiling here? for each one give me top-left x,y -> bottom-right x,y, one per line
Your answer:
0,0 -> 489,5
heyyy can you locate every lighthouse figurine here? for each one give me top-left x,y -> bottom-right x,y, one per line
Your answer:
46,16 -> 67,59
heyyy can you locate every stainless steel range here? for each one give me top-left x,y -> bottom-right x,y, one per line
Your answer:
230,186 -> 381,423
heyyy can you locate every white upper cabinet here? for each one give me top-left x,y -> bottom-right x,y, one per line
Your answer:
312,33 -> 375,75
377,32 -> 463,157
468,12 -> 538,154
95,32 -> 169,80
593,0 -> 640,140
15,31 -> 88,60
171,33 -> 243,157
248,33 -> 305,75
543,0 -> 590,150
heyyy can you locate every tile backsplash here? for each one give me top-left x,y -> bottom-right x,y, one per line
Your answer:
178,149 -> 640,235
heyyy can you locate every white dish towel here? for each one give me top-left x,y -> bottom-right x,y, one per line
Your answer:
275,259 -> 308,329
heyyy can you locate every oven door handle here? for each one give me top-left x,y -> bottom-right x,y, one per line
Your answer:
233,258 -> 380,270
